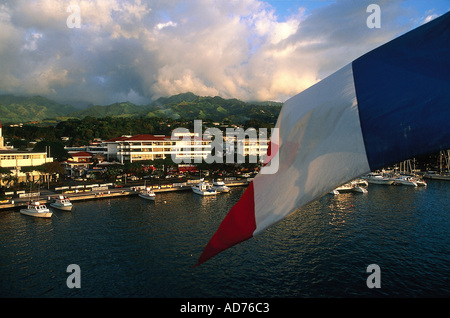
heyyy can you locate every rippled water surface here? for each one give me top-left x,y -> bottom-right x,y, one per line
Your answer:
1,181 -> 449,298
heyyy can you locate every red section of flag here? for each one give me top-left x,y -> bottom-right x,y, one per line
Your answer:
195,182 -> 256,266
262,141 -> 279,167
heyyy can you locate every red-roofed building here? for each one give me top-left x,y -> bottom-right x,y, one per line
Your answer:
69,151 -> 93,162
61,151 -> 93,177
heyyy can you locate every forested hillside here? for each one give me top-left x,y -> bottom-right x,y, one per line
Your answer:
0,92 -> 282,124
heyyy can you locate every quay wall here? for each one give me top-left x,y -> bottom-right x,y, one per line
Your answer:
0,180 -> 250,211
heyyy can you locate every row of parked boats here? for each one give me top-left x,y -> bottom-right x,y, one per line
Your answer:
135,180 -> 232,201
20,179 -> 233,219
19,195 -> 73,218
365,172 -> 427,187
329,172 -> 428,195
19,172 -> 431,218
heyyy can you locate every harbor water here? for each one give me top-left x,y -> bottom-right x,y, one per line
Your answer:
0,180 -> 449,298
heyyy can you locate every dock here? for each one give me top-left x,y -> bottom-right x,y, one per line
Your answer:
0,180 -> 250,211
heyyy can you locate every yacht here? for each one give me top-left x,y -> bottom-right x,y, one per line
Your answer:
365,173 -> 394,185
138,187 -> 156,200
394,175 -> 418,187
50,195 -> 73,211
353,178 -> 369,186
424,171 -> 450,181
192,182 -> 217,196
414,177 -> 427,186
20,201 -> 52,218
332,181 -> 368,194
212,180 -> 230,193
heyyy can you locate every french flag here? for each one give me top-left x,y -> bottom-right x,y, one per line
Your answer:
196,12 -> 450,266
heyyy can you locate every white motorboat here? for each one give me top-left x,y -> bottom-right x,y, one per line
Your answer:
139,187 -> 156,200
415,178 -> 427,186
50,195 -> 73,211
365,173 -> 394,185
20,201 -> 52,218
212,180 -> 230,193
332,182 -> 368,194
192,182 -> 217,196
353,178 -> 369,186
394,175 -> 418,187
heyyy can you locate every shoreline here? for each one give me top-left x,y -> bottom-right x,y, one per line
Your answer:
0,180 -> 250,211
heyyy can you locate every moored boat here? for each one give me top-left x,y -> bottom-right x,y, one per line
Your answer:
365,173 -> 394,185
393,175 -> 418,187
192,182 -> 217,196
212,180 -> 230,193
332,181 -> 368,194
424,172 -> 450,181
415,177 -> 427,186
139,187 -> 156,200
20,201 -> 52,218
50,195 -> 73,211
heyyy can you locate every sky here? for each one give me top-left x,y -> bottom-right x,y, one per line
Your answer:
0,0 -> 448,106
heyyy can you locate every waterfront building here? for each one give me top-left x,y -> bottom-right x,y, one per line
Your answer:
64,139 -> 107,155
61,151 -> 93,178
0,121 -> 54,185
103,134 -> 211,164
64,131 -> 269,166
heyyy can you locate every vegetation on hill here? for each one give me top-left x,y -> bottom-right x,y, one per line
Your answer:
0,94 -> 77,123
0,92 -> 282,124
2,92 -> 281,156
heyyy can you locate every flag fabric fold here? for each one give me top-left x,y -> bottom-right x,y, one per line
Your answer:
196,12 -> 450,266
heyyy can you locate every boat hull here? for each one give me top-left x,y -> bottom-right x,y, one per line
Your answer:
50,203 -> 73,211
367,179 -> 394,185
20,209 -> 52,218
213,186 -> 230,193
394,179 -> 418,187
139,193 -> 156,200
192,187 -> 217,196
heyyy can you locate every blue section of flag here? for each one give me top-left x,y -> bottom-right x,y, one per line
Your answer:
352,12 -> 450,170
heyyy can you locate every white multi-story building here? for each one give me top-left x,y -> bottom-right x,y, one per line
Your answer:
0,151 -> 52,169
0,121 -> 54,184
103,134 -> 212,164
63,130 -> 269,166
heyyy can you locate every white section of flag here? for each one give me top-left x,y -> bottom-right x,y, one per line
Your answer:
253,63 -> 371,235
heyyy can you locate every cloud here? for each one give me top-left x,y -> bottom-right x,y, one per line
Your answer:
0,0 -> 440,105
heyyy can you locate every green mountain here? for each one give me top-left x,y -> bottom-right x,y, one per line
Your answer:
69,102 -> 144,118
149,92 -> 198,107
145,92 -> 282,123
0,93 -> 282,124
0,94 -> 77,123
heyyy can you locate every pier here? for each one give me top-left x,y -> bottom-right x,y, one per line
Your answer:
0,180 -> 250,211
